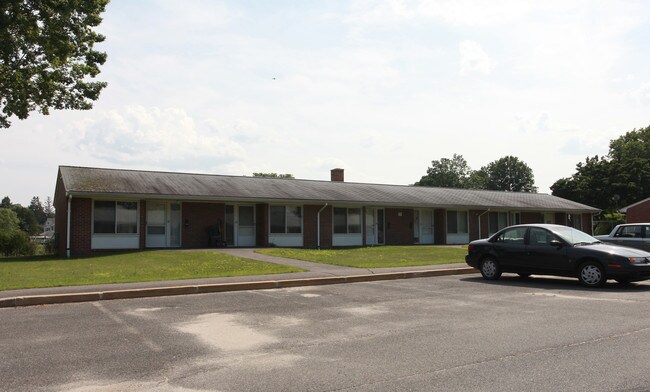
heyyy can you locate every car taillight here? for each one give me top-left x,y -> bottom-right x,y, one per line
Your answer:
467,244 -> 473,252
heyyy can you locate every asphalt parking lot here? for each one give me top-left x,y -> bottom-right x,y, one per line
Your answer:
2,273 -> 650,392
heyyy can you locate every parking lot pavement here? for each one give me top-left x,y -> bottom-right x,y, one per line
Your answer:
2,274 -> 650,391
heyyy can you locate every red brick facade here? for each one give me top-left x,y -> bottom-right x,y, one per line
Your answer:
53,193 -> 595,256
625,199 -> 650,223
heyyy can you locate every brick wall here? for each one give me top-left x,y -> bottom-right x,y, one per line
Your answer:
521,212 -> 544,224
69,197 -> 92,256
626,201 -> 650,223
181,202 -> 225,248
555,212 -> 567,225
302,205 -> 332,248
256,203 -> 268,247
434,209 -> 446,244
385,208 -> 414,245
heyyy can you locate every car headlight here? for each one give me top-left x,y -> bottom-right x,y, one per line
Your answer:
629,257 -> 649,264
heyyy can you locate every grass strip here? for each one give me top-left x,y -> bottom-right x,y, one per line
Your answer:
0,250 -> 303,291
258,246 -> 467,268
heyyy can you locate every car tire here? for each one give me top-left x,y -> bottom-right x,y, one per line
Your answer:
480,257 -> 501,280
577,261 -> 606,288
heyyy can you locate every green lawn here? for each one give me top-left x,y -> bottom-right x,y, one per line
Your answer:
0,251 -> 303,291
258,246 -> 468,268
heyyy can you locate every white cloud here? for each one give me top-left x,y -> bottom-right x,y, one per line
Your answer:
70,106 -> 246,172
459,40 -> 494,75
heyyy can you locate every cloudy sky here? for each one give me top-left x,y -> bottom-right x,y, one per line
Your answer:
2,0 -> 650,206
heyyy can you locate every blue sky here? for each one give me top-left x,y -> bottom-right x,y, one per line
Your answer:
2,0 -> 650,206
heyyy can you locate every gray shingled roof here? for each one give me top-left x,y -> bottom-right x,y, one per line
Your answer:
57,166 -> 599,212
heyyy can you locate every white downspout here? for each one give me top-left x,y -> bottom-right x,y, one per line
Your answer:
317,203 -> 328,249
66,195 -> 72,258
477,209 -> 490,239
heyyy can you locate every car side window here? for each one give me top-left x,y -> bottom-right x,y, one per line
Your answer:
528,228 -> 555,245
495,227 -> 526,244
616,226 -> 643,238
644,226 -> 650,238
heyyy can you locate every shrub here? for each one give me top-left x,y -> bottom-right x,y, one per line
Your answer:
0,230 -> 35,257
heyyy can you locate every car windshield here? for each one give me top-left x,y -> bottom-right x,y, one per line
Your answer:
551,226 -> 600,245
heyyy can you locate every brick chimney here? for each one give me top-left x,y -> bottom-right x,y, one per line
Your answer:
331,168 -> 344,182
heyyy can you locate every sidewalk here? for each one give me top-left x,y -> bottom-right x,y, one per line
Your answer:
0,249 -> 477,308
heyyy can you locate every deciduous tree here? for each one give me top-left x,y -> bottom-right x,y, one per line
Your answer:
0,0 -> 109,128
414,154 -> 473,188
551,125 -> 650,211
481,156 -> 537,192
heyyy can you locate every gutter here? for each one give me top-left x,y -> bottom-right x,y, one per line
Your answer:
317,203 -> 329,249
477,209 -> 490,239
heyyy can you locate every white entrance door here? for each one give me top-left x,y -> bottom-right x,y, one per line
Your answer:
237,205 -> 256,247
365,208 -> 385,246
146,201 -> 181,248
419,209 -> 434,244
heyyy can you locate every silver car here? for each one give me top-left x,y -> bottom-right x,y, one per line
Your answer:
595,223 -> 650,251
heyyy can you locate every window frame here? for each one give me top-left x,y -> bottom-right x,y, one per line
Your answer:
333,207 -> 362,234
269,205 -> 303,234
92,200 -> 139,235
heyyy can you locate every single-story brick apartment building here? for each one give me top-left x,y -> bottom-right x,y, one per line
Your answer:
54,166 -> 600,257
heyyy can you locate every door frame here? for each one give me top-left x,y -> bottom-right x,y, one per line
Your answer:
226,204 -> 256,247
145,201 -> 182,248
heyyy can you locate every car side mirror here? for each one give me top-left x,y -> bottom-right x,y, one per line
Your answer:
549,240 -> 563,248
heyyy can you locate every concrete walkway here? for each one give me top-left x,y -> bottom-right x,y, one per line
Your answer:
0,249 -> 476,308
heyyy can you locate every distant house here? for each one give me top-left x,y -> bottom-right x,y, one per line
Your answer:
53,166 -> 599,257
621,197 -> 650,223
42,217 -> 55,238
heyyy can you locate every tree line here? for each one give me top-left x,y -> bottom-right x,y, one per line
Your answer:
0,196 -> 54,256
414,155 -> 537,193
414,124 -> 650,215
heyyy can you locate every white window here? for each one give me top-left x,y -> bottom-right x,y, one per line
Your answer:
93,201 -> 138,234
270,206 -> 302,234
334,207 -> 362,234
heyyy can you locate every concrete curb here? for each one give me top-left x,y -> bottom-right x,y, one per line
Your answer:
0,267 -> 477,308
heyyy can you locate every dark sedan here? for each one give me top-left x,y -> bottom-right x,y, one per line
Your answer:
465,224 -> 650,287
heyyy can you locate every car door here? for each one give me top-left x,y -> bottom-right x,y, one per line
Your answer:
612,225 -> 645,250
525,227 -> 570,272
491,227 -> 528,270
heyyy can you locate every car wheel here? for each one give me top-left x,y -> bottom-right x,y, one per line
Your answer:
517,273 -> 531,279
480,257 -> 501,280
578,262 -> 606,288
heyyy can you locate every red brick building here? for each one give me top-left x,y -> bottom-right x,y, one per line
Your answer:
621,197 -> 650,223
54,166 -> 599,256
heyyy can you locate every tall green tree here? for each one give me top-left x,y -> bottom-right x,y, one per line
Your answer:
1,196 -> 11,208
551,125 -> 650,210
44,196 -> 55,218
29,196 -> 47,224
414,154 -> 473,188
480,156 -> 537,192
0,0 -> 109,128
